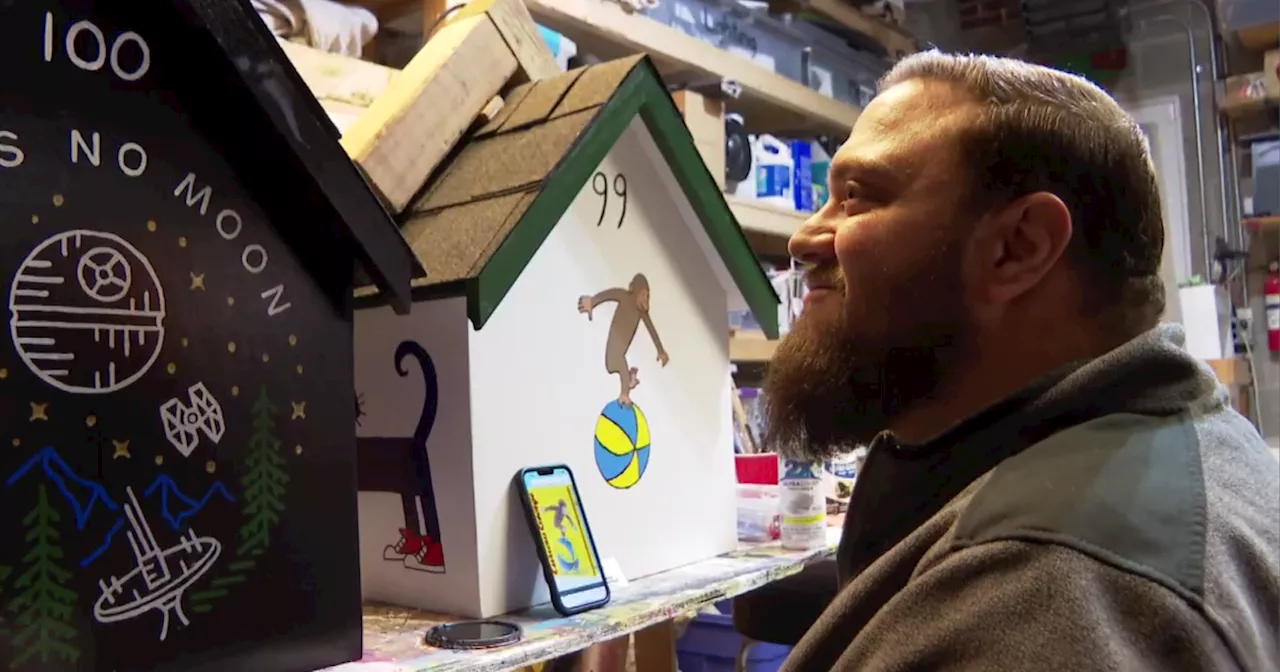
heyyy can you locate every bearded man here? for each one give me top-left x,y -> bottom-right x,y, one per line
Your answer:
746,51 -> 1279,671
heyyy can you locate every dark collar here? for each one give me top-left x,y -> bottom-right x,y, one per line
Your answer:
835,324 -> 1220,583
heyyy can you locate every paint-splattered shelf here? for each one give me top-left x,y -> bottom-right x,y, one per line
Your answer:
321,528 -> 840,672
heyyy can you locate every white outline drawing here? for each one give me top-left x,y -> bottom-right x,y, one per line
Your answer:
159,382 -> 226,457
9,229 -> 167,394
93,487 -> 221,641
77,246 -> 133,303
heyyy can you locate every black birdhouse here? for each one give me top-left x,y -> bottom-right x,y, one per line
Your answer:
0,0 -> 417,670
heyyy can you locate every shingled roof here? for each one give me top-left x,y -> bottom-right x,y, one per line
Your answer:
371,54 -> 780,337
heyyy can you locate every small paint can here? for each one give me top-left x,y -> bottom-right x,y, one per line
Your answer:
778,457 -> 827,551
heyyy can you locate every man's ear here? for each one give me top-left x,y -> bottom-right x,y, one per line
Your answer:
963,191 -> 1073,306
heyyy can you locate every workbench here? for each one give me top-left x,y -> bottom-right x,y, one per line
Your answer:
320,528 -> 840,672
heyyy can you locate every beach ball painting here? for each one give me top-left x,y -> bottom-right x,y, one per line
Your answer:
593,400 -> 651,489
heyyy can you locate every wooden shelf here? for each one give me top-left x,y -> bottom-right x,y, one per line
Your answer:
1207,357 -> 1252,387
524,0 -> 861,136
727,195 -> 809,238
1246,216 -> 1280,233
1235,21 -> 1280,51
1221,71 -> 1280,118
730,333 -> 779,363
799,0 -> 917,58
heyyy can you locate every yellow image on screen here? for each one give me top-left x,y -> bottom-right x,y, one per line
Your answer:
528,484 -> 598,579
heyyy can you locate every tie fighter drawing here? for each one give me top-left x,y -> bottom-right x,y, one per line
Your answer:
159,382 -> 226,457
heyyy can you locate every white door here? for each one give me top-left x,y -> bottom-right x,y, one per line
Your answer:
1127,97 -> 1194,323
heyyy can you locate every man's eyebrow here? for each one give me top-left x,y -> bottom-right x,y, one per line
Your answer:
829,157 -> 900,187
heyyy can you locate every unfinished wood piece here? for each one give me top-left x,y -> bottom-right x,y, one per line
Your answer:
449,0 -> 561,80
672,89 -> 726,189
340,14 -> 519,213
633,621 -> 679,672
277,39 -> 399,109
422,0 -> 450,37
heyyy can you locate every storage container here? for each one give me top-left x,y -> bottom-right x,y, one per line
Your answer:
676,603 -> 792,672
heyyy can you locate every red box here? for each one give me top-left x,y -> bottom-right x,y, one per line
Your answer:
735,453 -> 780,485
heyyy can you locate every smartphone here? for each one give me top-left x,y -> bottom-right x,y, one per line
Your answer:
515,465 -> 610,616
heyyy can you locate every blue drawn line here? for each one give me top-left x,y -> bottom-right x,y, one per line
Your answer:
7,446 -> 119,529
143,475 -> 235,531
81,518 -> 125,567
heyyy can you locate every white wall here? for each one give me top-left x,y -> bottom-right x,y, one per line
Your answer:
468,118 -> 738,616
353,297 -> 481,616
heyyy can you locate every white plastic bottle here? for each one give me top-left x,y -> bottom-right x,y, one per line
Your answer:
778,457 -> 827,551
752,135 -> 794,209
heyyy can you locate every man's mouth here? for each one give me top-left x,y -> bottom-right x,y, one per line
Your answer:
802,265 -> 843,295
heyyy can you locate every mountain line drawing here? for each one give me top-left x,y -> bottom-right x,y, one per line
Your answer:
144,474 -> 236,531
6,446 -> 119,529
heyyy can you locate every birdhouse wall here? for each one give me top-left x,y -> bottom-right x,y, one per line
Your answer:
466,119 -> 738,617
1,5 -> 363,670
353,297 -> 482,618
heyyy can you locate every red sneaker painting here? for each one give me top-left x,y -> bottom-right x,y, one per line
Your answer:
356,341 -> 445,574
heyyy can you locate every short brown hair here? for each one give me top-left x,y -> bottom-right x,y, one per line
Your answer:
880,51 -> 1166,335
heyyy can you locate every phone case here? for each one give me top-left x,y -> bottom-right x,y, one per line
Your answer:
515,464 -> 611,616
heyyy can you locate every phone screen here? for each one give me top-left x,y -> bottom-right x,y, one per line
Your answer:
521,467 -> 608,611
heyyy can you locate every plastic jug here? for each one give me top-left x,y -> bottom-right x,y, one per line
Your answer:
752,135 -> 794,209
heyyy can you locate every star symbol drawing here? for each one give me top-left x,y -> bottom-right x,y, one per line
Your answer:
291,401 -> 307,420
112,440 -> 132,459
190,272 -> 206,290
29,402 -> 48,421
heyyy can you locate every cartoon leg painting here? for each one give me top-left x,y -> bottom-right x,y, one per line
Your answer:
578,273 -> 670,407
544,499 -> 581,571
356,341 -> 445,573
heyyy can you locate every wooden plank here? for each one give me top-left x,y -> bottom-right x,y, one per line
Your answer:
449,0 -> 560,81
633,621 -> 678,672
340,14 -> 519,213
1207,357 -> 1251,386
1237,21 -> 1279,51
525,0 -> 860,136
672,90 -> 726,189
1246,216 -> 1280,234
277,39 -> 399,109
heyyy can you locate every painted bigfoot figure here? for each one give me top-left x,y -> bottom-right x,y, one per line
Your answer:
578,273 -> 670,407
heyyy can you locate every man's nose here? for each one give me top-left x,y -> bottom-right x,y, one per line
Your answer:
788,210 -> 837,265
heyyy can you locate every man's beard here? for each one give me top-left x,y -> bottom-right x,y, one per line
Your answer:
763,248 -> 967,460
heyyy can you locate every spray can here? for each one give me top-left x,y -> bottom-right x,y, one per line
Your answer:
778,457 -> 827,550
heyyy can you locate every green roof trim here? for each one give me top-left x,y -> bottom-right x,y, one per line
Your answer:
471,58 -> 781,338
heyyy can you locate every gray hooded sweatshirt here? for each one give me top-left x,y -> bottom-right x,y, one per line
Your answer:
780,325 -> 1279,671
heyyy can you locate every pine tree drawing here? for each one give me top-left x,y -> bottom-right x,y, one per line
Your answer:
192,385 -> 290,612
0,563 -> 11,637
7,485 -> 79,669
239,385 -> 290,556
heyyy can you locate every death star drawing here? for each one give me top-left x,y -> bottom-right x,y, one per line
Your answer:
9,229 -> 167,394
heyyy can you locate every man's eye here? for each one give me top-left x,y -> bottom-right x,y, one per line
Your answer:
840,182 -> 869,213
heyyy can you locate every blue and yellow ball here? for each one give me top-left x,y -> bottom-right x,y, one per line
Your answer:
593,401 -> 650,489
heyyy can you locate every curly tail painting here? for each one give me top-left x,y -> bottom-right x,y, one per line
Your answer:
356,341 -> 444,573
